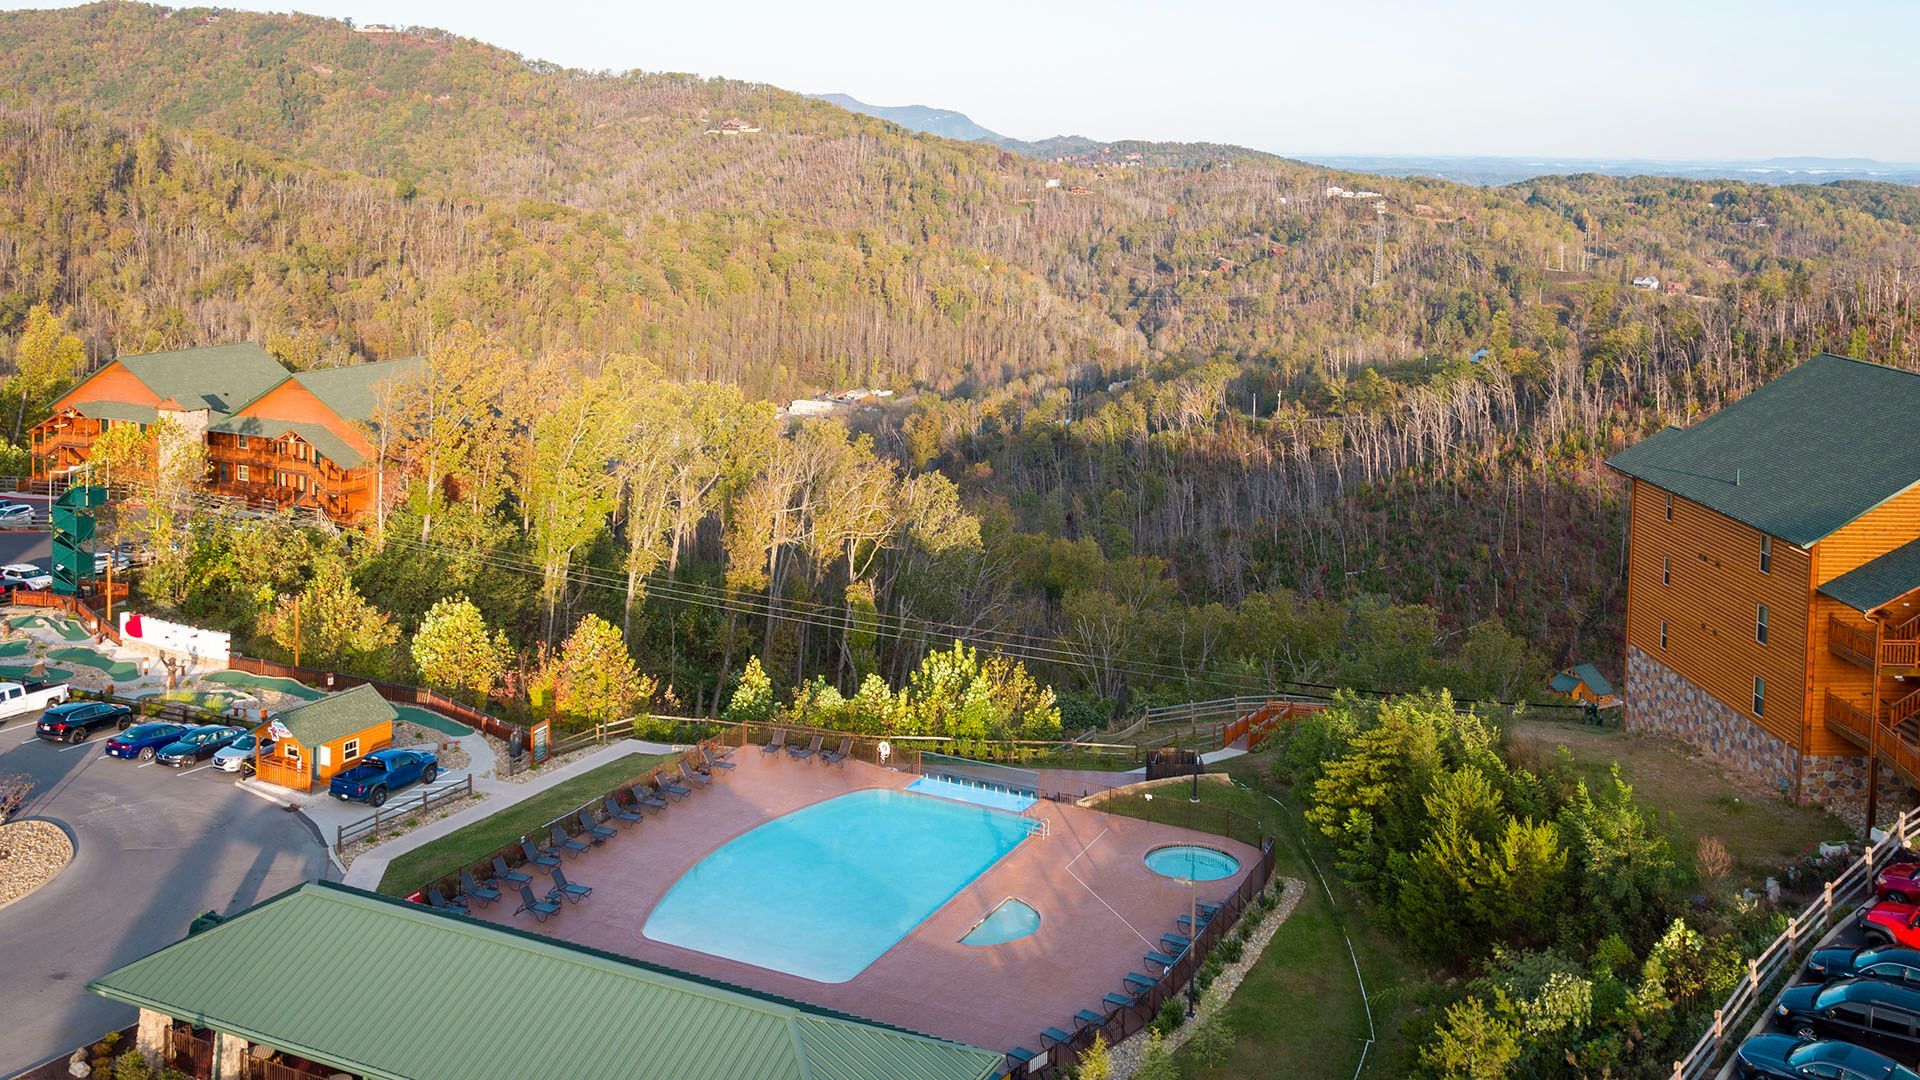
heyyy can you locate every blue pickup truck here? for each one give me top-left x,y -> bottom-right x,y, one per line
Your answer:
328,748 -> 439,807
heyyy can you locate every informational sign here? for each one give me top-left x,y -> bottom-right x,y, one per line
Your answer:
531,720 -> 551,764
119,611 -> 232,665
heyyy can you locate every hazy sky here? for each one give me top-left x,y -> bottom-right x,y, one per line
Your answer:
21,0 -> 1920,160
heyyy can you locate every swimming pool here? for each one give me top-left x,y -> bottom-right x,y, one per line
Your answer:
960,897 -> 1040,946
905,774 -> 1037,812
1144,844 -> 1241,882
642,788 -> 1034,982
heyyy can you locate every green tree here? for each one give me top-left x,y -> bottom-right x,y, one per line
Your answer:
1420,996 -> 1522,1080
9,304 -> 83,440
411,595 -> 509,705
724,656 -> 775,723
261,553 -> 399,674
1134,1030 -> 1179,1080
553,614 -> 650,727
1076,1031 -> 1114,1080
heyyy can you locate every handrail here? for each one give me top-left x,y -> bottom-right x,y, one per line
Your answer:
1828,613 -> 1876,670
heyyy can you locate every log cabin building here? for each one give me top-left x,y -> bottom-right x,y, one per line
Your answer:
29,342 -> 420,524
1609,353 -> 1920,820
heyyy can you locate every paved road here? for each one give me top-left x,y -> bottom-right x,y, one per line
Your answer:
0,706 -> 331,1074
0,526 -> 51,569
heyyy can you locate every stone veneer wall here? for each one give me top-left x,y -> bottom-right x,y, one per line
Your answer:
1625,646 -> 1798,796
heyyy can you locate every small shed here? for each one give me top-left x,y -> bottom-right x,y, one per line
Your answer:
1550,664 -> 1616,706
253,684 -> 397,792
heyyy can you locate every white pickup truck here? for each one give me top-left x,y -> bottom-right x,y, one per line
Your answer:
0,680 -> 70,724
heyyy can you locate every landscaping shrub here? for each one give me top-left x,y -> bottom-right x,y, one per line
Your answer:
1152,997 -> 1186,1036
1186,1013 -> 1236,1069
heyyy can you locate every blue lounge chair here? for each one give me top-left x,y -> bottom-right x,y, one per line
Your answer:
1123,972 -> 1158,992
655,772 -> 690,800
761,729 -> 788,754
492,855 -> 532,887
519,838 -> 559,874
1074,1010 -> 1104,1029
788,734 -> 823,761
546,867 -> 592,904
549,825 -> 589,858
460,869 -> 500,906
701,746 -> 735,772
579,812 -> 615,844
1144,949 -> 1182,969
1161,932 -> 1192,951
676,761 -> 712,787
426,888 -> 469,916
1102,993 -> 1135,1009
1176,911 -> 1213,932
514,884 -> 560,922
603,796 -> 643,825
1040,1027 -> 1073,1048
1197,900 -> 1222,915
1007,1048 -> 1037,1066
820,737 -> 852,764
710,741 -> 737,759
627,784 -> 668,811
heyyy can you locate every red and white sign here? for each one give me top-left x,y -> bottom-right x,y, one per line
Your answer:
118,611 -> 231,665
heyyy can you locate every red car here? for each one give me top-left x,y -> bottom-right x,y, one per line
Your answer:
1862,899 -> 1920,948
1878,862 -> 1920,903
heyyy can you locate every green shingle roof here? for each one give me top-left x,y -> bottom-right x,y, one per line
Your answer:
272,684 -> 397,746
1820,536 -> 1920,613
207,415 -> 364,469
1550,663 -> 1613,697
115,343 -> 290,416
1606,354 -> 1920,547
72,400 -> 162,425
88,882 -> 1004,1080
293,356 -> 424,423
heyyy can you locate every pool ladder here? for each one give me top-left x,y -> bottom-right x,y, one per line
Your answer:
1022,816 -> 1050,838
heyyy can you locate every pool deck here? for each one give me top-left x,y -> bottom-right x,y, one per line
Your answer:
465,750 -> 1260,1055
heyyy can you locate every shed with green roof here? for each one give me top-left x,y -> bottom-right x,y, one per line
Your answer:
89,881 -> 1006,1080
258,683 -> 397,790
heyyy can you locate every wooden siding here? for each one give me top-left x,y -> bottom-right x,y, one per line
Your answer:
1625,479 -> 1812,751
1808,595 -> 1876,755
233,380 -> 375,462
48,361 -> 161,414
1814,484 -> 1920,583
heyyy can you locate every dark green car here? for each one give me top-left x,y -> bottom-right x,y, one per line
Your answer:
1736,1034 -> 1919,1080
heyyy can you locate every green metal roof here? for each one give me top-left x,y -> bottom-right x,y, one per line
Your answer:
1550,663 -> 1613,697
1606,354 -> 1920,547
1820,536 -> 1920,613
272,684 -> 397,746
207,415 -> 364,469
88,882 -> 1005,1080
293,356 -> 425,424
72,400 -> 160,425
115,343 -> 290,416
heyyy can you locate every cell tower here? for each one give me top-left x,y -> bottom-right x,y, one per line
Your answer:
1370,200 -> 1387,287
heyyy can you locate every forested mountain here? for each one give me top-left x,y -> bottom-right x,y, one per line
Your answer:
3,2 -> 1920,710
810,94 -> 1009,144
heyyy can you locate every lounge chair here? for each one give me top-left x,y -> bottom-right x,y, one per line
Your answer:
493,855 -> 533,887
603,796 -> 644,825
1176,911 -> 1213,932
627,783 -> 668,811
1101,993 -> 1135,1009
677,761 -> 712,787
701,746 -> 735,772
655,772 -> 690,800
546,867 -> 593,904
1122,972 -> 1158,992
549,825 -> 589,858
1007,1048 -> 1037,1066
1160,932 -> 1191,952
761,729 -> 788,754
514,884 -> 560,922
1074,1010 -> 1104,1029
460,869 -> 500,906
820,737 -> 852,765
788,734 -> 823,761
710,740 -> 736,759
1197,900 -> 1222,915
426,888 -> 469,916
1144,949 -> 1182,970
519,838 -> 560,874
579,811 -> 615,844
1039,1027 -> 1073,1048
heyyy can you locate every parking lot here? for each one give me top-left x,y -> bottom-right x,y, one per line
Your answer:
0,702 -> 330,1075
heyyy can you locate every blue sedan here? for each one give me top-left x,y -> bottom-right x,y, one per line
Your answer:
328,748 -> 439,807
102,722 -> 191,762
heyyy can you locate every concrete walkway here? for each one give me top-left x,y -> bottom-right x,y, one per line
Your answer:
340,737 -> 677,890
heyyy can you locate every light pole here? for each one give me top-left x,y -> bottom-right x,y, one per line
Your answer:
1186,879 -> 1198,1018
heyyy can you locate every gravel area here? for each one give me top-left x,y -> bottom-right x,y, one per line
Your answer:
0,820 -> 74,907
1109,876 -> 1308,1078
392,721 -> 471,771
334,792 -> 485,869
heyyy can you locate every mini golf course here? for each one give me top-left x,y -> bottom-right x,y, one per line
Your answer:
46,647 -> 139,682
202,670 -> 326,701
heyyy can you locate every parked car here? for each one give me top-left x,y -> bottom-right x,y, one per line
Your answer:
1878,862 -> 1920,903
1776,977 -> 1920,1050
0,679 -> 69,724
0,501 -> 34,527
0,563 -> 51,590
35,700 -> 133,744
154,725 -> 245,767
103,722 -> 192,762
1735,1033 -> 1920,1080
1862,900 -> 1920,949
1810,944 -> 1920,988
92,550 -> 130,575
211,731 -> 273,774
328,748 -> 439,807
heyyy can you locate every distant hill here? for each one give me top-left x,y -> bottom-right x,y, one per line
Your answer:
1305,153 -> 1920,187
810,93 -> 1007,143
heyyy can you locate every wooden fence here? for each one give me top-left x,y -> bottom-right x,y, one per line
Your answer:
10,588 -> 122,644
227,655 -> 525,744
335,774 -> 475,851
1667,805 -> 1920,1079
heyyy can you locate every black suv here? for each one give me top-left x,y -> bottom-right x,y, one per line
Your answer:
1777,977 -> 1920,1051
35,701 -> 134,744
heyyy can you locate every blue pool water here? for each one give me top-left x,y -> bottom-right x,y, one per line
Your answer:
906,774 -> 1038,812
1145,844 -> 1241,882
642,788 -> 1034,982
961,897 -> 1041,945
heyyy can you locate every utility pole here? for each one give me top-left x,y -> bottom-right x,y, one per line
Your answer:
1370,201 -> 1387,287
292,594 -> 301,668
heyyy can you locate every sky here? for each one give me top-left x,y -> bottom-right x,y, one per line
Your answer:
19,0 -> 1920,161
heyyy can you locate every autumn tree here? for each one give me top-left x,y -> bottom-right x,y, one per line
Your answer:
552,614 -> 652,727
261,553 -> 400,674
411,595 -> 509,705
8,304 -> 83,441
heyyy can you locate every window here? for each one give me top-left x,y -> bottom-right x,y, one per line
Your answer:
341,738 -> 360,762
1870,1007 -> 1915,1038
1756,604 -> 1769,646
283,742 -> 300,761
1753,676 -> 1765,717
1760,535 -> 1772,574
1831,1002 -> 1870,1027
1664,491 -> 1673,520
275,471 -> 286,487
1662,557 -> 1671,586
236,465 -> 249,482
237,435 -> 249,449
1660,620 -> 1668,650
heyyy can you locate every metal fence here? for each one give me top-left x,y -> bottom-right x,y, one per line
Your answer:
334,774 -> 475,851
1668,805 -> 1920,1079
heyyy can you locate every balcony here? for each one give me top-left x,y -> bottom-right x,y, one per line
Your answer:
1828,613 -> 1920,672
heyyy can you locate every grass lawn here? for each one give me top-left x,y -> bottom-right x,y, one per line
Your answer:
1508,717 -> 1850,881
376,751 -> 672,896
1097,754 -> 1430,1078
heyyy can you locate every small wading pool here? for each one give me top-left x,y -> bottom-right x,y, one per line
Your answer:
1145,844 -> 1241,882
960,898 -> 1040,945
905,774 -> 1037,813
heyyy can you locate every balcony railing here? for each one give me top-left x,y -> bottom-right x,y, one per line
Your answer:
1825,691 -> 1920,792
1830,614 -> 1876,669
